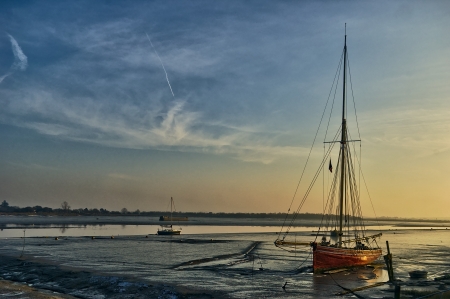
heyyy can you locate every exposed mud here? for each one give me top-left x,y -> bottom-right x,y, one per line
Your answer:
0,255 -> 226,299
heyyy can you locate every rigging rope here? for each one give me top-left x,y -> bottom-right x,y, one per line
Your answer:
347,52 -> 380,230
322,56 -> 341,214
347,52 -> 364,232
346,128 -> 381,230
296,247 -> 312,271
282,128 -> 341,239
277,49 -> 345,239
276,41 -> 382,250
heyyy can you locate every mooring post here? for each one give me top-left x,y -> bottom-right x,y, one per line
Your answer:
384,241 -> 400,298
394,285 -> 401,299
384,240 -> 394,282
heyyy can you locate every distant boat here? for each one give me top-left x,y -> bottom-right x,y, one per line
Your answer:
157,197 -> 182,235
275,28 -> 382,273
157,224 -> 181,235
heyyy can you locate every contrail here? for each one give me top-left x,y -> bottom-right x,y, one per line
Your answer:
146,33 -> 175,98
0,34 -> 28,84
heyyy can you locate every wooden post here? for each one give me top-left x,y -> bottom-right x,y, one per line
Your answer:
383,240 -> 394,282
394,285 -> 401,299
384,241 -> 400,297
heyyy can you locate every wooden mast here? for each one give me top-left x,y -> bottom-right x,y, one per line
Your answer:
338,25 -> 347,247
170,197 -> 173,225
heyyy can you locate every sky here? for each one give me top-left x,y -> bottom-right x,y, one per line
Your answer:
0,0 -> 449,218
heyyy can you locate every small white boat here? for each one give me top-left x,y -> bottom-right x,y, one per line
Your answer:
157,224 -> 181,235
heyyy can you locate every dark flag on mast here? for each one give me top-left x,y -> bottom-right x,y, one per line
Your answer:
329,159 -> 333,173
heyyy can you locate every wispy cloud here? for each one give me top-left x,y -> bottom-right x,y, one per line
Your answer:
0,73 -> 12,84
108,173 -> 140,181
2,83 -> 305,164
8,34 -> 28,71
1,1 -> 449,166
0,16 -> 314,164
0,34 -> 28,84
5,161 -> 58,171
354,106 -> 450,161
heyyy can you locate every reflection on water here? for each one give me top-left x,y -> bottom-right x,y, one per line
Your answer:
1,224 -> 294,238
60,223 -> 68,234
1,223 -> 449,239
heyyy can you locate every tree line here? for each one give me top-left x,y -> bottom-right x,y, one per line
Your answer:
0,200 -> 326,219
0,200 -> 136,216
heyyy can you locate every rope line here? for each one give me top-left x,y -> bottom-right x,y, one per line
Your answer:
276,41 -> 382,250
277,48 -> 345,239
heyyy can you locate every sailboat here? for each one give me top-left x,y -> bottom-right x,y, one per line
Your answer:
275,28 -> 382,273
157,197 -> 182,235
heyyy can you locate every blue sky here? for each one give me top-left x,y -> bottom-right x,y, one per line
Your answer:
1,1 -> 449,217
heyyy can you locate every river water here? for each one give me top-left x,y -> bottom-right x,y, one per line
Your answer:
0,217 -> 449,298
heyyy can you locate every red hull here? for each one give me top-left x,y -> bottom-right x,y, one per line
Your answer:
313,244 -> 382,273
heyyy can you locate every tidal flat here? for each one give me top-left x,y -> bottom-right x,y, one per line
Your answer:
1,216 -> 450,298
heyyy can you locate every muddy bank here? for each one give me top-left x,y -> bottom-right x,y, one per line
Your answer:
173,241 -> 260,270
0,254 -> 226,299
0,279 -> 77,299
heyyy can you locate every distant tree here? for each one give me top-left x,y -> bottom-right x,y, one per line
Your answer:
121,208 -> 128,214
20,206 -> 35,213
61,201 -> 71,214
42,207 -> 53,213
1,200 -> 9,208
134,209 -> 140,215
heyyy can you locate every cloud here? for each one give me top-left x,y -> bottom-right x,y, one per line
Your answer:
5,161 -> 58,171
8,34 -> 28,71
0,73 -> 12,84
2,84 -> 306,164
0,34 -> 28,84
3,2 -> 448,166
0,16 -> 313,164
108,173 -> 140,181
355,106 -> 450,161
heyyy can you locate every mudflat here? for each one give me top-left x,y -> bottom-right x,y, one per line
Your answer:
0,255 -> 224,299
0,279 -> 77,299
